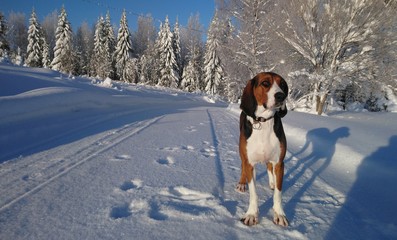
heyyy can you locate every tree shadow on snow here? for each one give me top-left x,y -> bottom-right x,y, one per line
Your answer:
260,127 -> 350,223
325,135 -> 397,239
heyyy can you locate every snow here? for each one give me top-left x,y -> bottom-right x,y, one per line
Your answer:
1,63 -> 397,239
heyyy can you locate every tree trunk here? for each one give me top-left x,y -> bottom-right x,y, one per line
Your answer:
315,95 -> 321,113
317,93 -> 328,115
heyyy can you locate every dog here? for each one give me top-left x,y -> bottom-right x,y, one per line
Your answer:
236,72 -> 289,226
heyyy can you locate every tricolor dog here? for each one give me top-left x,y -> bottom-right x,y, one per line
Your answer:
237,72 -> 289,226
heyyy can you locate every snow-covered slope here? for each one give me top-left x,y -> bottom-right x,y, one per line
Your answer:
0,64 -> 396,239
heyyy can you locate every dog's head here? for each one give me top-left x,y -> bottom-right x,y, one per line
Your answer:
240,72 -> 288,118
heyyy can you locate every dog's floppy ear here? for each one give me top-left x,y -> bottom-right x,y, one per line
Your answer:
240,78 -> 257,117
277,77 -> 288,118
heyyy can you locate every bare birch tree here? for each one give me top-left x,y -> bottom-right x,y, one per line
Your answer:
268,0 -> 396,114
226,0 -> 272,76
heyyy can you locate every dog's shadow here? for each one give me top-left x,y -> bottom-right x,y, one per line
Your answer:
258,127 -> 350,221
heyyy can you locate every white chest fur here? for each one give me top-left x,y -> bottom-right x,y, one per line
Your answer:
246,119 -> 281,166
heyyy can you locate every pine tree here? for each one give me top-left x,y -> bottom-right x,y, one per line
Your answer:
41,39 -> 50,68
203,13 -> 225,95
90,16 -> 104,77
173,19 -> 182,79
26,9 -> 43,67
15,47 -> 23,66
180,58 -> 198,92
180,47 -> 202,92
114,10 -> 133,82
104,12 -> 116,78
149,22 -> 164,85
0,12 -> 10,58
51,6 -> 74,74
157,16 -> 179,88
90,16 -> 113,79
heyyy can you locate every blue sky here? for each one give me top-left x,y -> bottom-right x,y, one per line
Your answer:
1,0 -> 215,33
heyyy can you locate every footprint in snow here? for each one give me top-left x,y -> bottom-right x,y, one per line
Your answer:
110,203 -> 132,219
120,179 -> 143,192
201,146 -> 216,158
156,156 -> 175,166
182,145 -> 195,151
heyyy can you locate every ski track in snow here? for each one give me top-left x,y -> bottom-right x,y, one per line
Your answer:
0,116 -> 163,212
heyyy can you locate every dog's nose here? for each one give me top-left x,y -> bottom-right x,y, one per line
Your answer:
275,92 -> 286,103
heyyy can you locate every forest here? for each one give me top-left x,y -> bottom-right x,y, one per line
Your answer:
1,0 -> 396,115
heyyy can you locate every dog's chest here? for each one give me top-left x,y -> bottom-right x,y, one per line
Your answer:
246,122 -> 280,165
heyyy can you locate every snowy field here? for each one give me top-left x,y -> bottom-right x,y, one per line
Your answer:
1,63 -> 396,239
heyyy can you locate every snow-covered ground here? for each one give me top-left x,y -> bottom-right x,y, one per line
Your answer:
0,63 -> 396,239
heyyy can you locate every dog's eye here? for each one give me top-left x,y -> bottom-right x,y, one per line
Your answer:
261,81 -> 271,88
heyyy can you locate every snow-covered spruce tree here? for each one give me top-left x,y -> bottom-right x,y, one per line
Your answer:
26,9 -> 44,67
138,42 -> 157,85
0,12 -> 10,59
41,39 -> 50,68
203,12 -> 225,96
90,17 -> 104,77
14,47 -> 23,66
124,58 -> 139,83
180,38 -> 203,93
180,54 -> 201,92
90,16 -> 113,79
51,6 -> 74,74
157,16 -> 179,88
104,12 -> 116,78
173,19 -> 182,79
114,10 -> 133,82
268,0 -> 395,114
180,60 -> 195,92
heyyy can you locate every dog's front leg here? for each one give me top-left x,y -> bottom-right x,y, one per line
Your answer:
241,166 -> 259,226
273,162 -> 289,226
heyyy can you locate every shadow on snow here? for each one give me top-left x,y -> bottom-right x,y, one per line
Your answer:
325,135 -> 397,239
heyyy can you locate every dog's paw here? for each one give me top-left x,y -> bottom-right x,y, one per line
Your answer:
236,183 -> 247,193
240,214 -> 258,226
269,182 -> 275,190
273,212 -> 289,227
